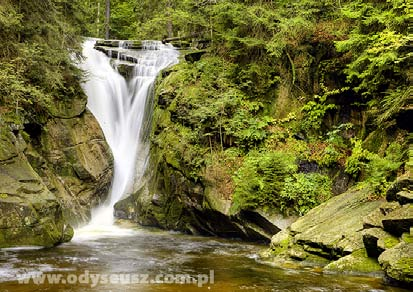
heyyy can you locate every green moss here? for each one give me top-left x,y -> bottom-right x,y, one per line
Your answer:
401,233 -> 413,244
269,229 -> 292,256
383,237 -> 401,249
325,249 -> 382,274
395,257 -> 413,274
272,238 -> 290,255
303,253 -> 331,266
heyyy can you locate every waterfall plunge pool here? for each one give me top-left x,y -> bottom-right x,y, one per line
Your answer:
0,226 -> 410,292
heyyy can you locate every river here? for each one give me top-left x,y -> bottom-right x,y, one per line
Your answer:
0,225 -> 410,292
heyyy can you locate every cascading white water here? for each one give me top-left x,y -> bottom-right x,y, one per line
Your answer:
75,39 -> 179,237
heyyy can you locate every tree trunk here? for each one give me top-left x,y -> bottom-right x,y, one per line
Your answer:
166,0 -> 173,38
96,2 -> 100,37
105,0 -> 110,39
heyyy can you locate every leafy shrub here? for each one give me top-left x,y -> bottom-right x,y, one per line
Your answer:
346,139 -> 405,195
280,173 -> 332,215
363,142 -> 405,194
231,151 -> 297,214
345,139 -> 370,177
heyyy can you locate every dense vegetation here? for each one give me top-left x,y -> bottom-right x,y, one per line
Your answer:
0,0 -> 90,125
140,0 -> 409,215
1,0 -> 410,216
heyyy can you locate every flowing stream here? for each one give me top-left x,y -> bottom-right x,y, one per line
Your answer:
0,227 -> 409,291
0,40 -> 410,292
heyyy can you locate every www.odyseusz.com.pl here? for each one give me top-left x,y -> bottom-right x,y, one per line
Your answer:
15,270 -> 215,288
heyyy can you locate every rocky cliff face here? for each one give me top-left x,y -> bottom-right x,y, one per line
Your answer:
0,94 -> 113,248
114,162 -> 295,242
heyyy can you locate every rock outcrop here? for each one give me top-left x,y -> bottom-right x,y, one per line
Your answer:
0,93 -> 113,247
114,174 -> 296,242
26,111 -> 113,226
0,126 -> 72,247
263,188 -> 384,272
379,242 -> 413,284
262,177 -> 413,286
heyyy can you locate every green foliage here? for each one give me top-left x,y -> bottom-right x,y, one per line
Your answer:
326,123 -> 354,148
231,150 -> 333,215
112,0 -> 411,217
231,150 -> 297,214
345,139 -> 371,177
159,56 -> 276,151
0,0 -> 89,124
335,0 -> 409,121
362,141 -> 405,194
301,85 -> 345,132
110,0 -> 138,39
377,87 -> 410,124
346,139 -> 405,194
280,173 -> 332,215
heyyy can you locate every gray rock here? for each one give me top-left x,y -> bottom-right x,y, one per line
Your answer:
324,249 -> 382,274
382,204 -> 413,237
291,188 -> 382,258
362,228 -> 399,258
396,191 -> 413,205
378,242 -> 413,284
386,178 -> 413,202
0,130 -> 73,247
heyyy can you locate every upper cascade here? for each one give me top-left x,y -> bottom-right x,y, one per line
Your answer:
75,39 -> 179,236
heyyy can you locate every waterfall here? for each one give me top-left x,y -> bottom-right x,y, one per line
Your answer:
75,39 -> 179,237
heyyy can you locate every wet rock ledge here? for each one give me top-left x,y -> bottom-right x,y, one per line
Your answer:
263,177 -> 413,287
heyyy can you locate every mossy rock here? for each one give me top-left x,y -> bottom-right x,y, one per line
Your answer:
396,191 -> 413,205
287,245 -> 308,261
382,204 -> 413,237
378,242 -> 413,284
204,186 -> 231,215
362,228 -> 399,258
401,232 -> 413,244
324,249 -> 383,275
379,201 -> 401,215
363,207 -> 385,229
116,63 -> 135,79
0,127 -> 17,161
386,178 -> 413,202
44,94 -> 87,119
0,153 -> 73,248
37,111 -> 113,226
291,188 -> 382,258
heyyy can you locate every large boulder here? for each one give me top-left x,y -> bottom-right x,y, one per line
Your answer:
378,242 -> 413,284
362,228 -> 399,258
0,91 -> 113,248
396,191 -> 413,205
382,204 -> 413,237
324,249 -> 382,274
386,178 -> 413,202
262,188 -> 386,275
362,201 -> 400,229
290,188 -> 382,258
